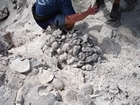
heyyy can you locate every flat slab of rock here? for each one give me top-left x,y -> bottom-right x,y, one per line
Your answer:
10,58 -> 30,73
38,69 -> 54,85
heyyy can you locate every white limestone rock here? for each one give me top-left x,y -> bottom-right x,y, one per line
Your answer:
39,93 -> 57,105
78,52 -> 86,61
38,85 -> 53,96
49,37 -> 56,46
16,88 -> 24,105
81,65 -> 86,70
57,48 -> 63,55
52,78 -> 65,91
67,57 -> 75,65
86,64 -> 93,71
82,34 -> 89,43
77,61 -> 85,67
51,42 -> 59,51
59,53 -> 68,63
52,29 -> 62,36
85,53 -> 98,63
46,39 -> 52,47
72,45 -> 81,56
63,89 -> 95,105
38,69 -> 54,85
62,43 -> 71,52
109,83 -> 119,94
81,84 -> 93,95
8,75 -> 23,90
94,46 -> 102,54
0,85 -> 16,105
9,58 -> 30,73
61,35 -> 66,40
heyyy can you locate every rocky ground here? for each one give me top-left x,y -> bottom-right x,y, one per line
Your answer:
0,0 -> 140,105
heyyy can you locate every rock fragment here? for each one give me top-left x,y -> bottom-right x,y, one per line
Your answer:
52,78 -> 65,91
38,69 -> 54,85
8,75 -> 23,90
39,93 -> 57,105
81,84 -> 93,95
63,89 -> 95,105
9,58 -> 30,73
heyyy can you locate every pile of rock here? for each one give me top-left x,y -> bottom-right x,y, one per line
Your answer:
42,28 -> 102,71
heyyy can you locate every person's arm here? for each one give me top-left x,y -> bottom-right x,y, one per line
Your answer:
67,5 -> 98,23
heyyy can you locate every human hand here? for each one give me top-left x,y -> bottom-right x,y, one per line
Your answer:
87,5 -> 98,15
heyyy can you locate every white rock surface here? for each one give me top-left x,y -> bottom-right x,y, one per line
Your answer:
81,84 -> 93,95
0,0 -> 140,105
38,69 -> 54,85
52,78 -> 65,91
9,58 -> 30,73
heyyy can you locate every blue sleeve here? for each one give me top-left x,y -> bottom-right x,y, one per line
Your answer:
61,0 -> 76,16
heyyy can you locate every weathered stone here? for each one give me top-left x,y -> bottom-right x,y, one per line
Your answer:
82,34 -> 89,43
81,84 -> 93,95
38,85 -> 53,96
85,64 -> 93,71
64,89 -> 94,105
25,97 -> 40,105
10,58 -> 30,73
0,85 -> 16,105
52,79 -> 65,91
78,52 -> 86,60
62,43 -> 71,52
39,93 -> 57,105
109,83 -> 119,94
57,48 -> 63,55
59,53 -> 68,63
85,53 -> 98,63
93,46 -> 102,54
52,29 -> 62,36
81,65 -> 86,70
16,88 -> 24,104
51,42 -> 59,51
38,69 -> 54,84
77,61 -> 85,67
8,75 -> 23,90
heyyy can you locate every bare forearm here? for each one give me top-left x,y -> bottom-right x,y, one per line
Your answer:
67,5 -> 97,23
68,11 -> 89,22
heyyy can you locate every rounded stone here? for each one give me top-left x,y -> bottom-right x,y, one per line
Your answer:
38,69 -> 54,85
51,42 -> 59,51
52,79 -> 65,91
81,84 -> 93,95
10,58 -> 30,73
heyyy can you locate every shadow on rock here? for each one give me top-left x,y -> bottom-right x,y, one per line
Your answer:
100,37 -> 121,55
0,32 -> 15,55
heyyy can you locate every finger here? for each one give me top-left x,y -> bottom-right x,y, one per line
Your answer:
93,6 -> 98,9
89,4 -> 92,8
94,6 -> 98,11
92,7 -> 98,11
91,4 -> 93,7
